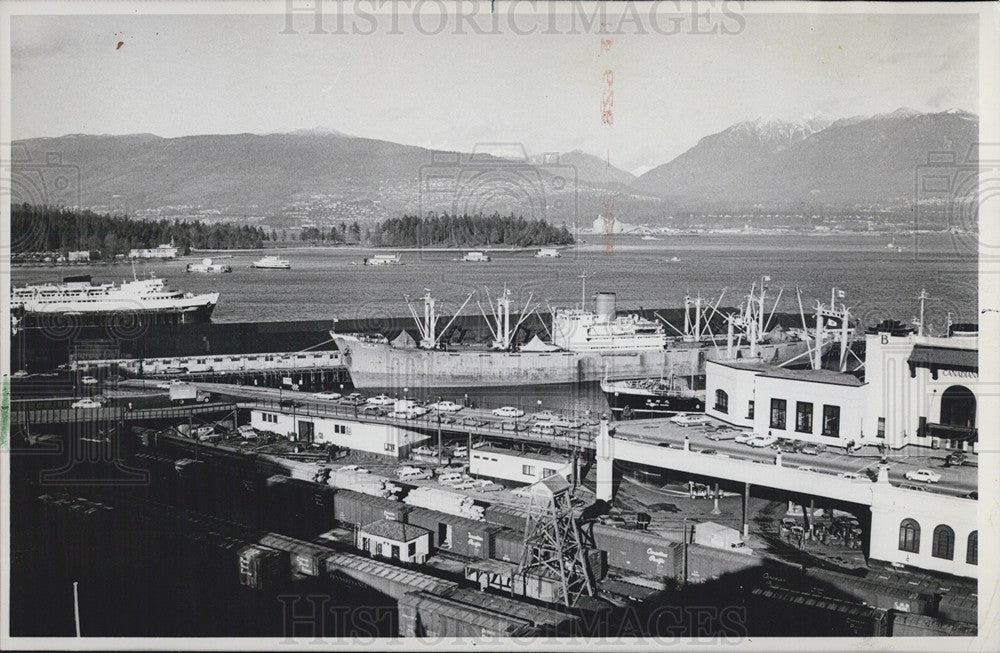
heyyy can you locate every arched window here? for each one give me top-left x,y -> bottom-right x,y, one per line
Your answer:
932,525 -> 955,560
898,519 -> 920,553
714,389 -> 729,414
940,385 -> 976,428
966,531 -> 977,565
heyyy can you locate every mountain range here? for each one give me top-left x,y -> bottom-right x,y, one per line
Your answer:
10,108 -> 977,228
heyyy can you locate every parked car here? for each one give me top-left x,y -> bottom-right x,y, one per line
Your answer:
361,405 -> 385,416
837,472 -> 862,480
945,451 -> 968,467
367,395 -> 395,406
747,435 -> 778,448
501,421 -> 525,431
530,423 -> 556,436
237,425 -> 257,439
796,466 -> 815,473
342,394 -> 366,406
71,398 -> 102,409
428,400 -> 463,412
451,445 -> 469,457
801,443 -> 827,456
492,406 -> 525,418
904,469 -> 942,483
463,417 -> 488,428
532,410 -> 560,421
278,399 -> 304,409
81,375 -> 99,385
669,413 -> 710,427
699,448 -> 719,455
734,431 -> 755,444
312,391 -> 342,400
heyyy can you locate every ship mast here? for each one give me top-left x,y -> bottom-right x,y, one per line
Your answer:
579,271 -> 588,310
406,290 -> 473,350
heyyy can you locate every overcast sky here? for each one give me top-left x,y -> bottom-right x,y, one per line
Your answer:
11,8 -> 979,174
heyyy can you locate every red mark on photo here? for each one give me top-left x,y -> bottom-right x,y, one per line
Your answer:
116,41 -> 124,50
601,70 -> 614,126
600,39 -> 613,54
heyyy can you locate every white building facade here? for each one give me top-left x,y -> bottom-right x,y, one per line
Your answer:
470,446 -> 573,485
250,409 -> 429,458
706,324 -> 978,451
862,326 -> 979,451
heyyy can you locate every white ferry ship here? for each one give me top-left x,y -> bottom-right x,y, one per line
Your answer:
11,274 -> 219,325
251,255 -> 291,269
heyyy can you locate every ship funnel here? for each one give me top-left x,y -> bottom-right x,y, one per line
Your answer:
595,292 -> 616,320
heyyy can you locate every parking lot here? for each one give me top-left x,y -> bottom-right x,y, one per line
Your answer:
614,417 -> 977,498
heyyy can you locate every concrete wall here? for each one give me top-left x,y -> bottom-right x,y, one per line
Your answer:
705,361 -> 758,428
250,409 -> 429,458
752,375 -> 864,446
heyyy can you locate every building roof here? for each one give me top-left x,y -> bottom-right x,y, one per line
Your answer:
359,519 -> 430,542
908,345 -> 978,371
474,445 -> 569,465
708,358 -> 775,372
758,367 -> 864,387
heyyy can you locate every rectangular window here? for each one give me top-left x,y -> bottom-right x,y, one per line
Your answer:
384,443 -> 396,452
770,399 -> 787,430
408,542 -> 416,558
747,400 -> 754,420
362,537 -> 370,552
877,417 -> 885,439
391,545 -> 400,560
542,468 -> 557,478
795,402 -> 813,434
522,465 -> 535,477
822,405 -> 841,438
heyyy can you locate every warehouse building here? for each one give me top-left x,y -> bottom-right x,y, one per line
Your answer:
470,446 -> 573,485
250,409 -> 429,458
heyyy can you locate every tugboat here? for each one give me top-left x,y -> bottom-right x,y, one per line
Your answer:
250,255 -> 291,269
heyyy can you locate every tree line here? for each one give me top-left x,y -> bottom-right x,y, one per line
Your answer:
11,204 -> 267,257
368,213 -> 574,247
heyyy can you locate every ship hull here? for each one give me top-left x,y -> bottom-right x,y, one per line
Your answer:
602,385 -> 705,420
334,336 -> 705,389
334,336 -> 817,390
17,298 -> 217,328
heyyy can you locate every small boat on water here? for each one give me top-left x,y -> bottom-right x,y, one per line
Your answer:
251,256 -> 291,269
186,258 -> 232,273
536,248 -> 561,258
460,251 -> 491,262
364,254 -> 402,266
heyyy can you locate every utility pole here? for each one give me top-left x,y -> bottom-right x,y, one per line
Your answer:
73,581 -> 81,636
437,395 -> 443,464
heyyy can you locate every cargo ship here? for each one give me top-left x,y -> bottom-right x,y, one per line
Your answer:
10,273 -> 220,329
331,277 -> 820,390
